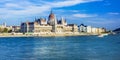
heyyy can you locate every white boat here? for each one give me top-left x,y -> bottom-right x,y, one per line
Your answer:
98,34 -> 104,37
98,33 -> 108,37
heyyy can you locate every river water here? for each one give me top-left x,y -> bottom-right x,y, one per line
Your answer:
0,34 -> 120,60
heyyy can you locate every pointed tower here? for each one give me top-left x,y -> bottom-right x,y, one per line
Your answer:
61,17 -> 67,25
52,16 -> 57,32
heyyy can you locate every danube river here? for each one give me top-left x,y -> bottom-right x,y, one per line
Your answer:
0,34 -> 120,60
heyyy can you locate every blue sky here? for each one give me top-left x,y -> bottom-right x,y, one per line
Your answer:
0,0 -> 120,30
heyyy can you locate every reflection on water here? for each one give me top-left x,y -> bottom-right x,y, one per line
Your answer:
0,34 -> 120,60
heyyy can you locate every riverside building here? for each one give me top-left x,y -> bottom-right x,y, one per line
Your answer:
20,11 -> 78,34
20,11 -> 105,34
78,24 -> 106,34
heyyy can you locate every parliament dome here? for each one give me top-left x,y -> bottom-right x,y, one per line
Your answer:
48,11 -> 55,20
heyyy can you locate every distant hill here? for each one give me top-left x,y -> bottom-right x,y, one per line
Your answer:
113,28 -> 120,33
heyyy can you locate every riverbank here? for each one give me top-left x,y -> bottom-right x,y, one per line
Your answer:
0,32 -> 105,37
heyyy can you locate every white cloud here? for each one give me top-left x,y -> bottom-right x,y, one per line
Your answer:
86,20 -> 116,24
73,14 -> 97,18
108,12 -> 120,15
50,0 -> 101,8
0,0 -> 102,25
103,1 -> 111,6
0,0 -> 102,16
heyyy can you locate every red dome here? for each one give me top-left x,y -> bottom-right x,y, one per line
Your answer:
49,13 -> 55,19
48,11 -> 55,20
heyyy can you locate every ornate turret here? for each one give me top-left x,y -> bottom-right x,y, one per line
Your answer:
61,17 -> 67,25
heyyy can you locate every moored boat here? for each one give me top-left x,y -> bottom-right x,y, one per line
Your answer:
98,33 -> 108,37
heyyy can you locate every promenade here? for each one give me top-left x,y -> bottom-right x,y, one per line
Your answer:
0,32 -> 99,37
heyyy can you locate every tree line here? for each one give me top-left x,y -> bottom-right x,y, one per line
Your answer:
0,28 -> 12,33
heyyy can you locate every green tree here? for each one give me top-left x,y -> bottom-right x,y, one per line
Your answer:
8,30 -> 12,33
0,28 -> 2,33
3,28 -> 8,33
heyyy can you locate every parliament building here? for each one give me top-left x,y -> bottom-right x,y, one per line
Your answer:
20,11 -> 78,34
